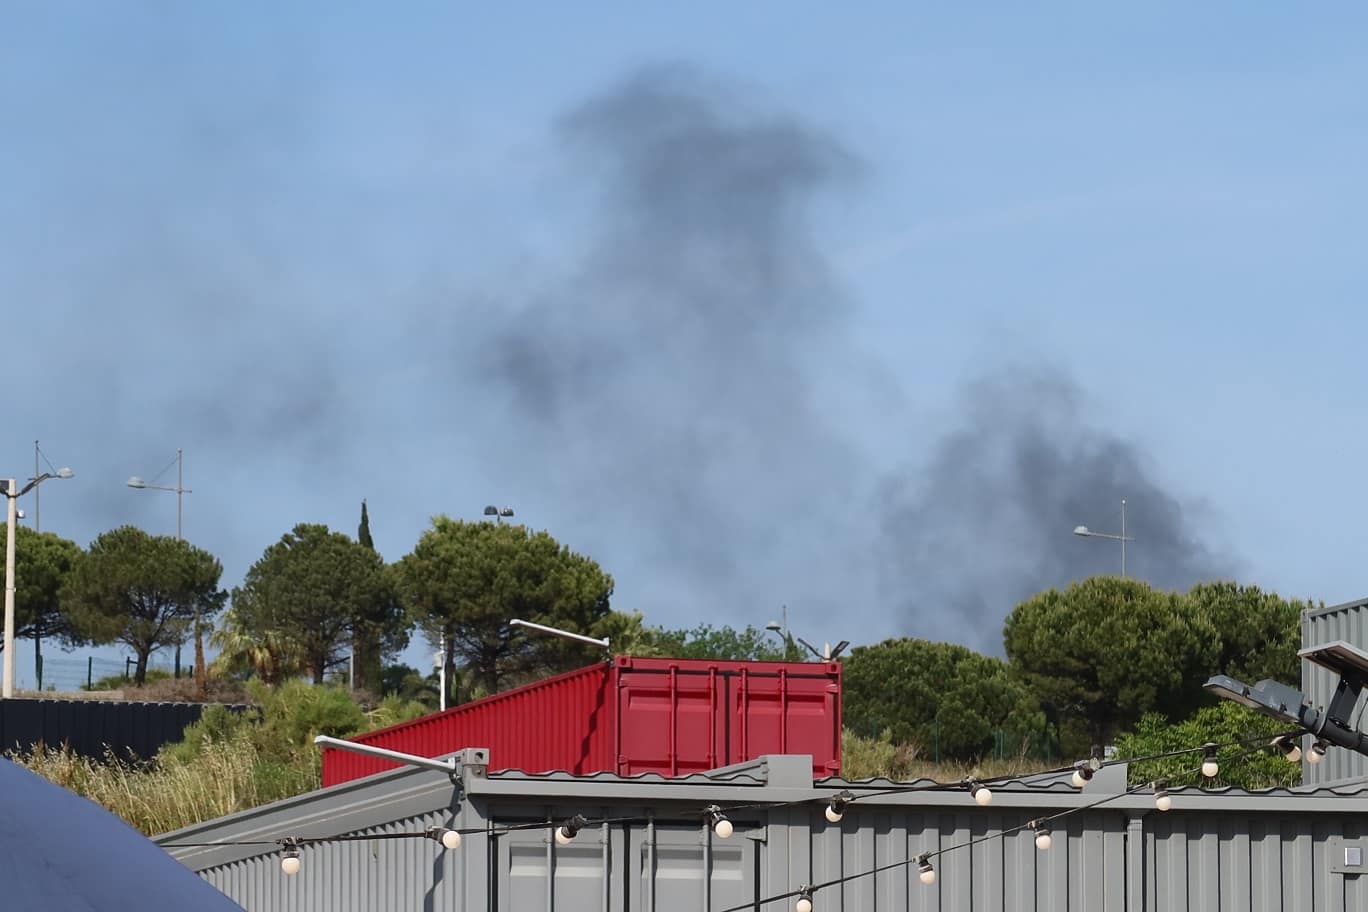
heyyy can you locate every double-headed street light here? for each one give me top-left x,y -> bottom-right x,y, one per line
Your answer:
3,467 -> 74,698
1073,498 -> 1134,576
483,505 -> 514,523
128,448 -> 198,687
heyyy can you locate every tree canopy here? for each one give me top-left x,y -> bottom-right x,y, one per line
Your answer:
1003,576 -> 1220,746
0,526 -> 84,650
61,526 -> 226,685
395,517 -> 614,696
232,523 -> 406,685
842,637 -> 1048,760
1185,581 -> 1311,685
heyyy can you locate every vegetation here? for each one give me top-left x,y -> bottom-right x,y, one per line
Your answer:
0,526 -> 85,654
1114,701 -> 1302,790
11,680 -> 428,835
61,526 -> 226,685
230,523 -> 407,685
396,517 -> 614,697
843,637 -> 1049,761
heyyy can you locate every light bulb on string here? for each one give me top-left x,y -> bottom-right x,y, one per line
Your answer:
1200,743 -> 1219,779
426,826 -> 462,850
1030,820 -> 1051,851
555,815 -> 588,846
1271,735 -> 1302,764
1153,781 -> 1171,812
968,779 -> 993,807
1071,766 -> 1094,789
1307,739 -> 1328,765
916,855 -> 936,885
279,840 -> 301,876
795,885 -> 815,912
705,805 -> 733,839
824,790 -> 853,823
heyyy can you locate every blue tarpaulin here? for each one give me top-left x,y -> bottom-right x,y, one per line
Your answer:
0,757 -> 244,910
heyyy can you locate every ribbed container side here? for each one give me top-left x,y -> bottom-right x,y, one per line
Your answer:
1144,810 -> 1367,911
612,656 -> 842,778
199,809 -> 469,912
321,663 -> 614,786
1302,600 -> 1368,785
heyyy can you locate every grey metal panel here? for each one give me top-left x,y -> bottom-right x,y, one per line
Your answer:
1303,600 -> 1368,786
1141,811 -> 1368,912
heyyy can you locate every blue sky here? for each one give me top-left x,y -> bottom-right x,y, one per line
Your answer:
3,4 -> 1366,687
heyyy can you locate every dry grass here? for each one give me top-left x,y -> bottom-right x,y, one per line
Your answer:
12,734 -> 317,836
840,729 -> 1059,782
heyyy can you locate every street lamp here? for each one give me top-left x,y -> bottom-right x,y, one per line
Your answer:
3,467 -> 74,698
1073,498 -> 1134,576
483,505 -> 514,523
127,449 -> 198,686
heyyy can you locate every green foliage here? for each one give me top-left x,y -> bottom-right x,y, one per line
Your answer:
380,663 -> 441,710
1003,576 -> 1219,745
612,616 -> 788,661
86,669 -> 172,691
1114,702 -> 1302,790
396,517 -> 614,694
842,638 -> 1049,761
232,523 -> 407,685
61,526 -> 226,685
0,526 -> 84,647
1186,581 -> 1312,685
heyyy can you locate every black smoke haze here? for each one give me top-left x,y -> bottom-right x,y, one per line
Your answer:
465,67 -> 874,616
2,28 -> 1234,661
879,367 -> 1233,651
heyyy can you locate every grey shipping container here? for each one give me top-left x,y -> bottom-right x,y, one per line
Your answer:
161,750 -> 1368,912
1303,597 -> 1368,787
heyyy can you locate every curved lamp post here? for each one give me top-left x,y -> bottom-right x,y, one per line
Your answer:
3,468 -> 74,698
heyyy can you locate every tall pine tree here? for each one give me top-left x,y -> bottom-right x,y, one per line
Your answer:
351,499 -> 387,692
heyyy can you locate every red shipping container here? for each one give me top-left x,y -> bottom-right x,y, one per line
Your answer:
322,656 -> 841,786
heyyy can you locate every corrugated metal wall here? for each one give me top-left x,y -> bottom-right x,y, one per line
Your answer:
193,803 -> 1368,911
1302,600 -> 1368,785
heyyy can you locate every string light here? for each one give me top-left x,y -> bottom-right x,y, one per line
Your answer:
1071,765 -> 1094,788
1307,739 -> 1328,765
1153,781 -> 1171,812
426,826 -> 462,850
916,854 -> 936,885
705,805 -> 734,839
555,814 -> 588,845
1200,743 -> 1219,779
279,839 -> 301,876
1030,819 -> 1051,850
1271,735 -> 1301,763
794,886 -> 814,912
824,790 -> 853,823
968,779 -> 993,807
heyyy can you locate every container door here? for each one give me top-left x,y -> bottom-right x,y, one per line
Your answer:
628,822 -> 759,912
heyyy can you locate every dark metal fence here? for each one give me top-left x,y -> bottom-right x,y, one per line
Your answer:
0,698 -> 248,761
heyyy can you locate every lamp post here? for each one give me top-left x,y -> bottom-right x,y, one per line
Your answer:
127,449 -> 198,685
1073,498 -> 1134,576
3,468 -> 75,698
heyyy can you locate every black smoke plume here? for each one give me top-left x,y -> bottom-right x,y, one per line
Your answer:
878,366 -> 1232,651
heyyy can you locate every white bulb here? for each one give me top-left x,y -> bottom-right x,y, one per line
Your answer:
713,818 -> 734,839
919,865 -> 937,886
1201,759 -> 1219,779
795,898 -> 814,912
1284,745 -> 1302,764
824,805 -> 844,824
1155,793 -> 1172,812
973,786 -> 993,807
441,829 -> 462,850
555,828 -> 574,845
281,855 -> 301,876
1071,770 -> 1087,789
1308,744 -> 1325,765
1035,832 -> 1052,851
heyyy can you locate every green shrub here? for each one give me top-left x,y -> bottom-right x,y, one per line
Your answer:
1114,702 -> 1301,789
